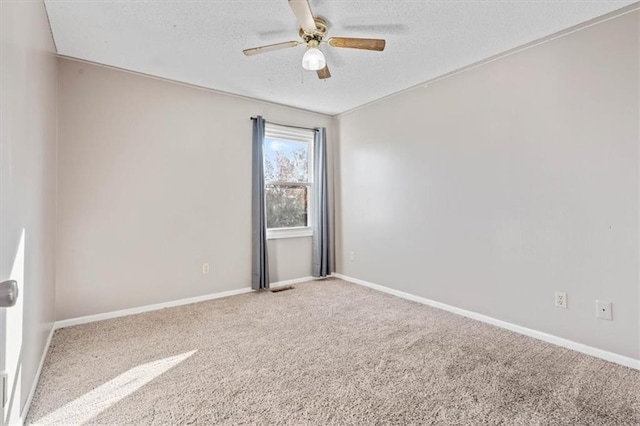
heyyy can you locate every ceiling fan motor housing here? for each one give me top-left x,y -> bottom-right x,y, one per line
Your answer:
299,17 -> 328,44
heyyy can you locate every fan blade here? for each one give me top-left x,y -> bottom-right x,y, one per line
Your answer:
243,41 -> 300,56
328,37 -> 386,51
288,0 -> 317,33
317,65 -> 331,79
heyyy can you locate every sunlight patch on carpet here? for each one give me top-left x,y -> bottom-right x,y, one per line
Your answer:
34,350 -> 196,425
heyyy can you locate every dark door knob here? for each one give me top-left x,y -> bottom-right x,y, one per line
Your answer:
0,280 -> 18,308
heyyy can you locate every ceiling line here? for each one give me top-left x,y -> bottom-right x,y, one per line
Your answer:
51,2 -> 637,118
55,54 -> 334,118
43,1 -> 58,54
336,2 -> 640,119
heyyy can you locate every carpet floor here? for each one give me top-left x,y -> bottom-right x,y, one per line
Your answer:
27,279 -> 639,425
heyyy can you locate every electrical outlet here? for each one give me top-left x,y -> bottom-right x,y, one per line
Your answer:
349,251 -> 355,261
202,263 -> 210,274
596,300 -> 612,320
555,291 -> 567,309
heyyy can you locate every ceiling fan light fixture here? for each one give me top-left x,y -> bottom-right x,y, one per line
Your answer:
302,47 -> 325,71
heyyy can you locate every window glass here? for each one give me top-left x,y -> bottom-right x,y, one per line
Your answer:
265,185 -> 308,228
264,138 -> 309,183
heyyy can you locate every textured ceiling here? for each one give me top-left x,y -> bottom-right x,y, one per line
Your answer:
45,0 -> 634,115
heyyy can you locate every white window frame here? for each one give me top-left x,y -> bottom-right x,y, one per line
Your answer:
264,123 -> 314,240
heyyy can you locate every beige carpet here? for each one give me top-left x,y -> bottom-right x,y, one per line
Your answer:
27,279 -> 639,425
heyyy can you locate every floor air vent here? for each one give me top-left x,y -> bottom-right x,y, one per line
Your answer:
270,286 -> 294,293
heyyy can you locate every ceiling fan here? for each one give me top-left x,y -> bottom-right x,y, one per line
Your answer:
243,0 -> 386,79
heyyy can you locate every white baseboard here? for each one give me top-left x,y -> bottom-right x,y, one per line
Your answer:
333,273 -> 640,371
20,324 -> 55,425
54,287 -> 254,330
54,277 -> 317,330
33,272 -> 635,424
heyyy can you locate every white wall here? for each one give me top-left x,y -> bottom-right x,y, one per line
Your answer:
336,11 -> 639,359
0,1 -> 58,422
56,59 -> 332,320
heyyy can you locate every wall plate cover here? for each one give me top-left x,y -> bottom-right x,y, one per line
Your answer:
555,291 -> 567,309
596,300 -> 612,321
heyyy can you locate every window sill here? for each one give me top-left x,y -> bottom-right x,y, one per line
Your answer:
267,227 -> 313,240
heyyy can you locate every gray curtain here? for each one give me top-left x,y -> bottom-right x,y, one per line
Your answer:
251,116 -> 270,290
312,128 -> 331,277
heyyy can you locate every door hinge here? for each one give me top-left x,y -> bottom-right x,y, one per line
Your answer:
1,371 -> 7,409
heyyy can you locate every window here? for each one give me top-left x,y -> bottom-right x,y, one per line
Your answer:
264,123 -> 314,239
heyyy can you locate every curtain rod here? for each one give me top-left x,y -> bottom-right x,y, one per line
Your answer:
250,116 -> 318,132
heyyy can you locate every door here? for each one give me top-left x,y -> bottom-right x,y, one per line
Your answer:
0,231 -> 25,426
